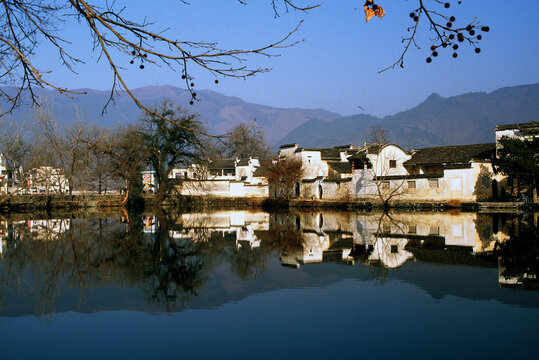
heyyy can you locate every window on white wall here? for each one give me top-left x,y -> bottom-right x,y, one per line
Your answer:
452,224 -> 463,237
428,179 -> 439,188
450,177 -> 462,191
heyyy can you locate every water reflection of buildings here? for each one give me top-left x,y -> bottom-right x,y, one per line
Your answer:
1,218 -> 70,249
0,221 -> 7,256
275,211 -> 530,287
169,211 -> 269,249
163,209 -> 531,290
23,219 -> 71,240
0,218 -> 71,259
0,211 -> 534,290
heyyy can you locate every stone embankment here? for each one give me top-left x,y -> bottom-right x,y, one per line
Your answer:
0,194 -> 124,212
0,194 -> 535,212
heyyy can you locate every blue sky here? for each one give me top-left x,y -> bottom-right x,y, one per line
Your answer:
39,0 -> 539,117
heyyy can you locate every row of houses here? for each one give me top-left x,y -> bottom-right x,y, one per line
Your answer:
167,121 -> 537,204
1,121 -> 535,201
0,155 -> 69,195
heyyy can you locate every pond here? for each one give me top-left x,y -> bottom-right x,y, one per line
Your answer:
0,209 -> 538,359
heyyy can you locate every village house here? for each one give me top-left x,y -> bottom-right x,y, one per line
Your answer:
349,142 -> 411,202
275,143 -> 354,200
495,121 -> 539,146
171,157 -> 268,198
0,154 -> 7,194
26,166 -> 69,194
273,140 -> 498,204
0,153 -> 18,194
398,143 -> 496,203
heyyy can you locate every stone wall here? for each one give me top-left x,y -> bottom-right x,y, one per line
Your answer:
177,180 -> 268,198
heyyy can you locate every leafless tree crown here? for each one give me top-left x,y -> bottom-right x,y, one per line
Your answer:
0,1 -> 487,133
0,1 -> 310,116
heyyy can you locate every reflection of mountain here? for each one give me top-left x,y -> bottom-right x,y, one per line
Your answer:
0,210 -> 537,318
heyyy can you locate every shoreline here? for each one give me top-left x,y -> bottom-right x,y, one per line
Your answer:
0,194 -> 536,213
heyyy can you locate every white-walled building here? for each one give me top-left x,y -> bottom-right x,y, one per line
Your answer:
171,158 -> 269,198
273,141 -> 497,203
27,166 -> 69,194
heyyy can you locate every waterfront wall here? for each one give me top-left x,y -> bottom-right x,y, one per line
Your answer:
177,180 -> 268,198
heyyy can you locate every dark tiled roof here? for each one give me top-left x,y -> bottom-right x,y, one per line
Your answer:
495,121 -> 539,132
333,144 -> 353,150
324,178 -> 352,183
366,143 -> 382,154
375,174 -> 442,180
348,148 -> 368,160
209,159 -> 236,170
301,176 -> 324,183
294,147 -> 342,159
253,167 -> 269,177
236,158 -> 250,166
405,143 -> 495,166
295,147 -> 318,153
279,143 -> 298,149
327,161 -> 352,174
320,148 -> 341,159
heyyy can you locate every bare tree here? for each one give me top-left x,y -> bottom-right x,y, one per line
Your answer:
368,0 -> 490,72
0,1 -> 309,118
265,158 -> 303,200
0,1 -> 487,130
80,124 -> 146,206
0,118 -> 29,195
84,126 -> 118,194
355,140 -> 410,210
33,102 -> 87,195
139,100 -> 203,198
367,125 -> 390,145
220,123 -> 273,160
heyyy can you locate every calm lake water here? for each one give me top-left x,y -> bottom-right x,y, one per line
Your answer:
0,209 -> 538,359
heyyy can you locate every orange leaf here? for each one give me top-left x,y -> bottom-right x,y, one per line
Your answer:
376,6 -> 386,19
364,5 -> 375,22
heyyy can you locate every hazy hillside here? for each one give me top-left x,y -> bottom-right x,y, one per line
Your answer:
0,85 -> 341,144
3,83 -> 537,149
278,83 -> 539,149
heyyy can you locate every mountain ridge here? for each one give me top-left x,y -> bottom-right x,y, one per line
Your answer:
277,83 -> 539,149
0,85 -> 342,144
1,83 -> 537,150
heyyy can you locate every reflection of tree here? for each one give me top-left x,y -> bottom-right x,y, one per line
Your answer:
263,214 -> 304,253
142,235 -> 207,306
226,244 -> 269,281
0,210 -> 212,315
135,209 -> 210,308
495,215 -> 539,289
1,217 -> 79,315
353,212 -> 413,272
474,165 -> 493,201
474,214 -> 494,250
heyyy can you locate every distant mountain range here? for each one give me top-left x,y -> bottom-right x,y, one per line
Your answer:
1,83 -> 538,150
278,83 -> 539,149
0,85 -> 341,144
